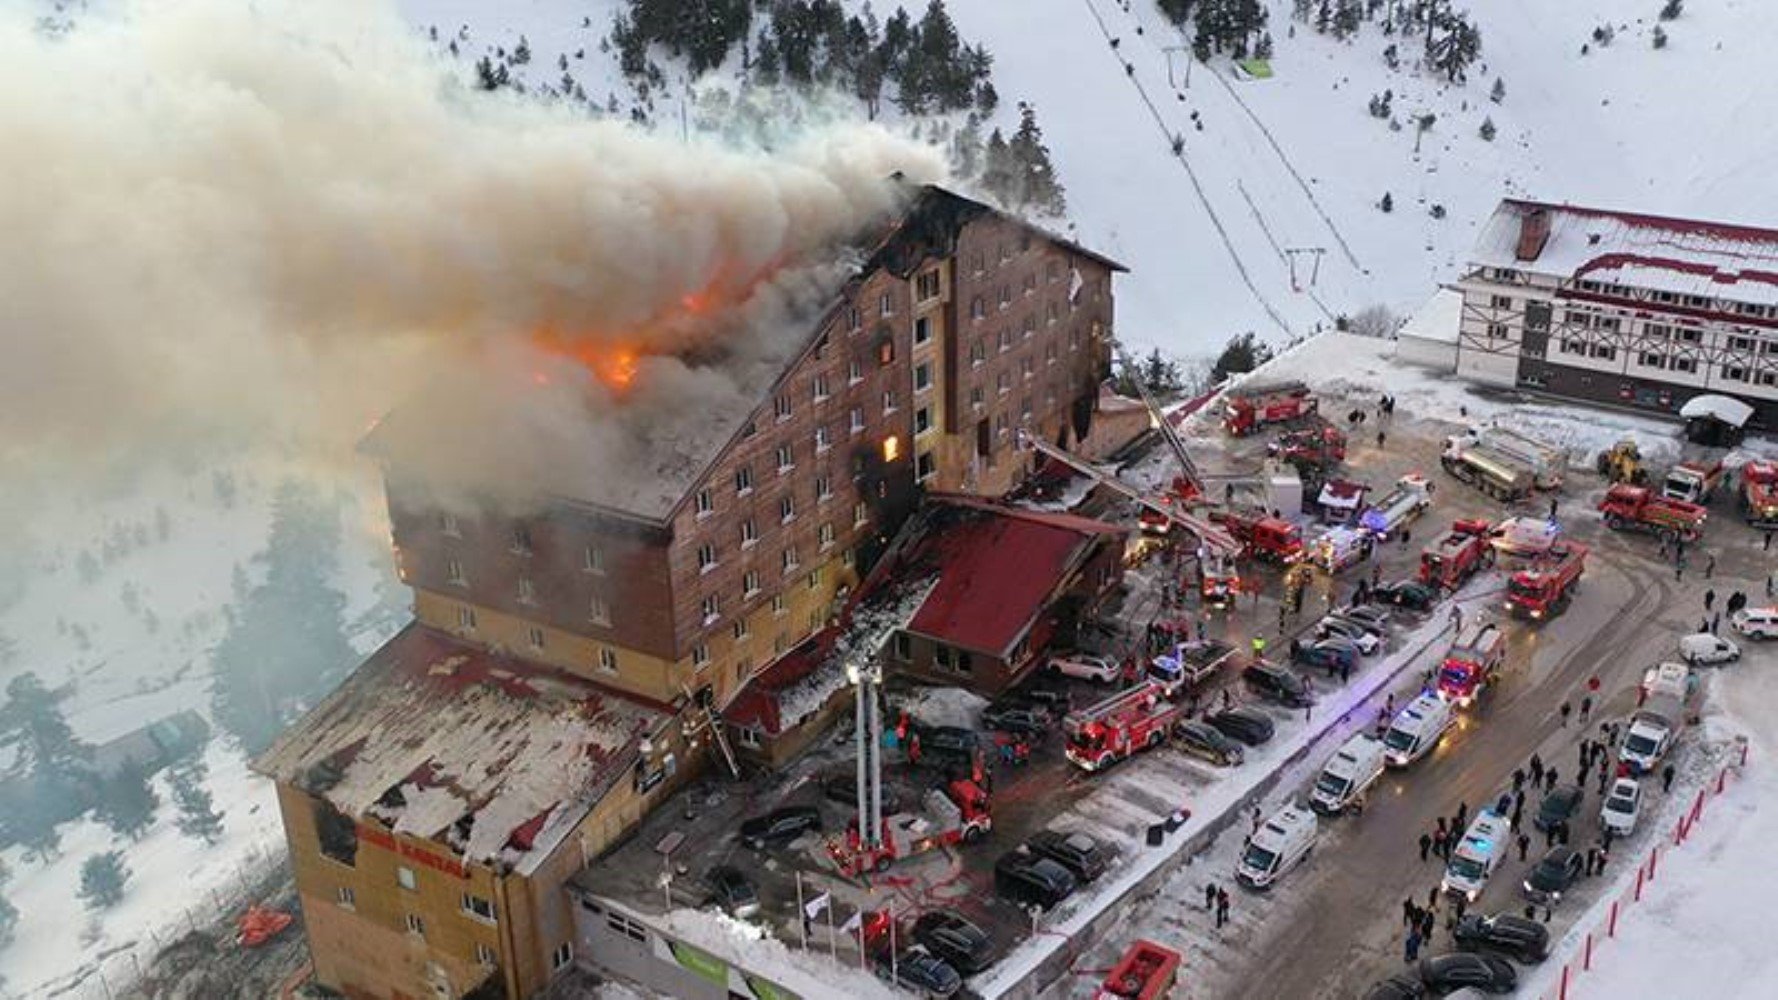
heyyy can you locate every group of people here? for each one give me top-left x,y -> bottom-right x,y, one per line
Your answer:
1202,882 -> 1233,929
1697,586 -> 1750,635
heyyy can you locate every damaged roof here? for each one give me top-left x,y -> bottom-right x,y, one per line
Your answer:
901,496 -> 1125,657
255,624 -> 668,876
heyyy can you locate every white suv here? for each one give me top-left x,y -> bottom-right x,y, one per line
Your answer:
1732,607 -> 1778,640
1601,778 -> 1642,836
1048,652 -> 1120,684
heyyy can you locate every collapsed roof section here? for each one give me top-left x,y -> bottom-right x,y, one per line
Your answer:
255,623 -> 668,876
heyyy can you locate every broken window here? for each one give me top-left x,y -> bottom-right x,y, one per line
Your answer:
314,800 -> 358,867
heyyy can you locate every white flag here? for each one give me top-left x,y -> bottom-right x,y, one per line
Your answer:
841,909 -> 863,933
804,892 -> 830,920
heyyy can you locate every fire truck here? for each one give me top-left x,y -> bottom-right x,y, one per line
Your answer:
1269,419 -> 1347,472
829,779 -> 991,876
1420,519 -> 1496,590
1436,621 -> 1507,707
1504,541 -> 1587,621
1662,458 -> 1727,505
1224,381 -> 1318,437
1095,940 -> 1182,1000
1740,459 -> 1778,527
1210,509 -> 1305,563
1599,484 -> 1706,542
1064,682 -> 1186,771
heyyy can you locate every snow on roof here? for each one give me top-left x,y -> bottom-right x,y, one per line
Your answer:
1473,199 -> 1778,305
903,497 -> 1125,657
255,623 -> 667,875
1399,287 -> 1463,344
1680,393 -> 1754,428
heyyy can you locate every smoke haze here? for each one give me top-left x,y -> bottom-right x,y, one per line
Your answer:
0,0 -> 946,497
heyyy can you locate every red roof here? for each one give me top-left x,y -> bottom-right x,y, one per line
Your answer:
722,630 -> 838,735
905,500 -> 1123,656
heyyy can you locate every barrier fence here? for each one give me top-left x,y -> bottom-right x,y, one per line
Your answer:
1540,736 -> 1750,1000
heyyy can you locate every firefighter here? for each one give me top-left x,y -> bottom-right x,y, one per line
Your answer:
1251,635 -> 1267,660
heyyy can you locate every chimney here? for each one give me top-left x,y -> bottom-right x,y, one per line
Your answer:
1515,207 -> 1551,261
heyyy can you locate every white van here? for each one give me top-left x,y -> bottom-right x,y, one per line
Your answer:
1441,809 -> 1512,902
1731,607 -> 1778,640
1235,803 -> 1317,890
1642,662 -> 1692,702
1309,734 -> 1387,815
1678,632 -> 1739,666
1382,693 -> 1455,768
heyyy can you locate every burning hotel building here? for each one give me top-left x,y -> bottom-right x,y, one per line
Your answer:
254,184 -> 1125,1000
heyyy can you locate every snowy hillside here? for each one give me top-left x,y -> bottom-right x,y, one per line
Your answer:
400,0 -> 1778,355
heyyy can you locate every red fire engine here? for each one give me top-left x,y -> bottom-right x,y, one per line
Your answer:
1224,381 -> 1318,437
1419,519 -> 1496,591
1269,419 -> 1348,469
1095,940 -> 1183,1000
1740,459 -> 1778,527
829,779 -> 991,877
1504,541 -> 1587,621
1211,509 -> 1305,563
1063,682 -> 1186,772
1599,484 -> 1706,542
1436,621 -> 1507,707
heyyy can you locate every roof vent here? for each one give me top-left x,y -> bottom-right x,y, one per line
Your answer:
1515,207 -> 1551,261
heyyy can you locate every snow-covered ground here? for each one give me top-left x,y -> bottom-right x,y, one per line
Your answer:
0,455 -> 403,995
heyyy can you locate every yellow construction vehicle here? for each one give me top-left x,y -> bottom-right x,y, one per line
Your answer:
1595,439 -> 1649,485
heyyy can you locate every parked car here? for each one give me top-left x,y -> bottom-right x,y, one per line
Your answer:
981,702 -> 1050,737
1730,607 -> 1778,639
1533,784 -> 1584,832
1174,719 -> 1246,765
1678,632 -> 1740,666
915,726 -> 981,766
1317,616 -> 1383,654
704,865 -> 760,918
1292,638 -> 1361,675
1364,974 -> 1429,1000
1522,847 -> 1584,904
1206,706 -> 1276,746
1417,952 -> 1517,994
1601,778 -> 1643,836
1026,829 -> 1112,882
821,774 -> 903,813
911,910 -> 993,975
1048,652 -> 1121,683
876,947 -> 962,998
1335,603 -> 1393,630
1243,662 -> 1315,707
1008,685 -> 1073,717
1452,913 -> 1550,963
738,805 -> 822,849
993,851 -> 1077,910
1372,580 -> 1438,611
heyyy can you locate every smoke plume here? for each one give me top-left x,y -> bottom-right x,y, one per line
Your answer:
0,0 -> 946,496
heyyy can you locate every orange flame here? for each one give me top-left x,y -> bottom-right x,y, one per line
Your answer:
529,330 -> 641,391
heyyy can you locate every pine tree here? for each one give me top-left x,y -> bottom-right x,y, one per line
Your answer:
1209,332 -> 1275,384
1490,76 -> 1506,103
1653,26 -> 1668,49
1,672 -> 91,779
94,759 -> 159,841
1380,191 -> 1395,212
169,757 -> 225,845
1478,116 -> 1496,141
1007,104 -> 1067,217
1660,0 -> 1683,20
511,36 -> 531,65
79,851 -> 129,911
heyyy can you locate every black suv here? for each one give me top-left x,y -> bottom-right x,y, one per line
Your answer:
1025,829 -> 1111,882
1205,706 -> 1276,746
915,725 -> 981,767
875,947 -> 961,998
1453,913 -> 1550,963
1372,580 -> 1438,611
738,805 -> 822,849
980,702 -> 1050,737
1417,952 -> 1517,994
704,865 -> 759,918
911,910 -> 994,975
1534,784 -> 1584,832
1242,662 -> 1314,707
993,851 -> 1077,910
821,774 -> 903,814
1523,846 -> 1584,904
1174,719 -> 1245,765
1363,974 -> 1428,1000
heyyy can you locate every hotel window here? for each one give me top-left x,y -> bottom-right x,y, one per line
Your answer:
742,419 -> 757,439
397,866 -> 417,891
700,595 -> 720,625
1046,302 -> 1059,326
1023,273 -> 1037,296
1045,343 -> 1058,365
740,518 -> 758,547
510,524 -> 532,556
970,386 -> 984,409
584,545 -> 605,574
1564,310 -> 1588,327
439,512 -> 460,537
854,501 -> 869,526
913,317 -> 932,346
1021,358 -> 1035,379
552,943 -> 573,971
1487,323 -> 1509,339
915,407 -> 933,435
1685,294 -> 1711,308
780,495 -> 796,523
916,269 -> 941,301
776,443 -> 794,472
692,644 -> 710,668
589,594 -> 611,626
735,465 -> 753,495
819,522 -> 836,548
337,887 -> 356,909
970,339 -> 986,366
807,568 -> 822,591
848,358 -> 863,384
1730,335 -> 1756,352
733,616 -> 749,640
883,388 -> 899,413
815,426 -> 832,452
456,605 -> 477,631
842,548 -> 856,568
878,335 -> 895,366
1722,365 -> 1749,382
1559,339 -> 1585,355
1020,395 -> 1033,419
970,252 -> 985,275
1021,315 -> 1035,339
847,306 -> 862,331
446,559 -> 467,586
893,634 -> 912,661
997,329 -> 1013,352
1590,344 -> 1616,361
1678,328 -> 1702,343
694,489 -> 714,518
598,648 -> 619,672
1639,352 -> 1666,369
1595,316 -> 1620,333
780,547 -> 802,575
1672,357 -> 1697,373
772,594 -> 787,616
1645,323 -> 1671,339
405,913 -> 426,937
475,943 -> 497,967
915,362 -> 932,392
815,475 -> 833,501
917,452 -> 938,482
1761,372 -> 1778,387
1491,294 -> 1512,309
997,372 -> 1012,395
999,284 -> 1012,308
743,570 -> 760,597
517,577 -> 536,604
527,626 -> 545,650
461,894 -> 497,923
970,296 -> 986,320
879,291 -> 894,316
849,407 -> 865,433
696,543 -> 717,573
774,395 -> 792,421
813,375 -> 831,401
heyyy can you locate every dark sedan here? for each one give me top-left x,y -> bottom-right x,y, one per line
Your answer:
1533,784 -> 1584,832
911,910 -> 993,975
821,774 -> 903,814
1174,719 -> 1245,765
876,947 -> 961,998
1363,974 -> 1428,1000
738,805 -> 822,849
1373,580 -> 1439,611
1206,706 -> 1277,746
1453,913 -> 1550,963
981,702 -> 1050,737
1417,952 -> 1517,994
1242,662 -> 1315,707
1026,829 -> 1111,882
1523,846 -> 1584,904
